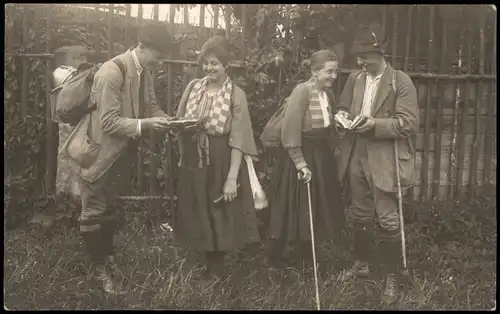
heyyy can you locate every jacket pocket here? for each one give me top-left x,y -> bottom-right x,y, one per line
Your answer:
66,114 -> 101,169
67,132 -> 100,169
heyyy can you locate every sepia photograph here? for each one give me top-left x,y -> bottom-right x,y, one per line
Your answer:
4,3 -> 496,310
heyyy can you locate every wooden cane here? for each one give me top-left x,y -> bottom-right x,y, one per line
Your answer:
306,181 -> 321,310
394,140 -> 407,272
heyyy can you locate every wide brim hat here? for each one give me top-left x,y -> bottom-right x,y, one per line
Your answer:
197,36 -> 232,63
351,22 -> 388,54
138,22 -> 173,57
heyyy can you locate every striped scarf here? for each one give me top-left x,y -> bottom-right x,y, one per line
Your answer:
307,80 -> 331,129
181,76 -> 233,168
183,76 -> 233,135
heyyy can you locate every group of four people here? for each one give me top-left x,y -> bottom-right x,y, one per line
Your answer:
61,21 -> 418,304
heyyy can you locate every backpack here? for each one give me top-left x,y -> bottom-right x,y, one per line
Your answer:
52,59 -> 126,125
260,85 -> 334,150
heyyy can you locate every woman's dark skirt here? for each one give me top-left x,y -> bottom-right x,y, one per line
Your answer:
267,132 -> 345,259
174,134 -> 261,253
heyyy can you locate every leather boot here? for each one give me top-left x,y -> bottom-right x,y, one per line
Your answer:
92,264 -> 127,296
379,229 -> 402,304
101,221 -> 125,281
205,251 -> 226,280
341,224 -> 372,281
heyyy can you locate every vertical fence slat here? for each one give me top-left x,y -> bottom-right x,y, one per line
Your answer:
391,7 -> 398,67
484,14 -> 496,185
45,5 -> 55,195
21,6 -> 30,117
456,20 -> 473,198
432,19 -> 446,199
168,4 -> 176,33
469,15 -> 486,194
410,5 -> 420,200
184,4 -> 189,26
415,6 -> 421,72
420,5 -> 434,201
241,4 -> 247,60
213,4 -> 219,36
403,5 -> 412,72
167,6 -> 176,215
381,5 -> 387,32
136,4 -> 144,195
125,4 -> 131,49
94,5 -> 101,56
108,4 -> 114,59
224,5 -> 232,39
199,4 -> 206,40
149,4 -> 160,212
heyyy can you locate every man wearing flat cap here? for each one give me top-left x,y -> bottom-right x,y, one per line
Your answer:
65,22 -> 175,295
335,22 -> 418,303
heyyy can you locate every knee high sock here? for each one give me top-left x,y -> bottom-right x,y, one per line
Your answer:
352,223 -> 374,263
379,228 -> 403,275
81,230 -> 105,267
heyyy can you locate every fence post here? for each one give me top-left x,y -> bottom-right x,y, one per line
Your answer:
21,6 -> 30,118
455,18 -> 473,198
432,15 -> 446,199
166,5 -> 176,215
125,4 -> 131,49
137,4 -> 144,195
213,4 -> 219,36
108,4 -> 114,59
469,13 -> 486,194
148,4 -> 161,215
484,13 -> 496,185
420,5 -> 434,202
45,4 -> 55,196
94,5 -> 101,56
241,4 -> 247,60
200,4 -> 206,40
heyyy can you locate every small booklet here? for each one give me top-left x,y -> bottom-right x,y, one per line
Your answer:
334,114 -> 368,131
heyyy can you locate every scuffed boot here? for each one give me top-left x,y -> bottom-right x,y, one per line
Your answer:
340,260 -> 371,282
105,255 -> 126,283
381,273 -> 399,304
93,264 -> 127,296
379,228 -> 402,304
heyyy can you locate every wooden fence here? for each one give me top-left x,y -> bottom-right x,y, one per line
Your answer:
4,4 -> 497,205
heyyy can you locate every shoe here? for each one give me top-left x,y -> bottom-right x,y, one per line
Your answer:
340,260 -> 370,282
93,265 -> 127,296
105,255 -> 125,281
381,273 -> 399,304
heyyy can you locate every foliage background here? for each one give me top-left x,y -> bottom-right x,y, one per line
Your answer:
4,4 -> 497,229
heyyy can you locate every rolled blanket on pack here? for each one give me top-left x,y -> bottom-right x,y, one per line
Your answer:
244,155 -> 268,210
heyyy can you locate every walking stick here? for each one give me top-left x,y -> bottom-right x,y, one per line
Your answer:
393,141 -> 407,273
306,181 -> 321,310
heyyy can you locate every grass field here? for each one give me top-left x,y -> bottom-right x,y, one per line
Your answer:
4,190 -> 496,310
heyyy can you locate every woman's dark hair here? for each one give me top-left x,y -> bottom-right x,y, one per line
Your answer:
197,36 -> 231,66
310,50 -> 339,72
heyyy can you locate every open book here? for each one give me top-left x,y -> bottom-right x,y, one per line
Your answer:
334,114 -> 368,131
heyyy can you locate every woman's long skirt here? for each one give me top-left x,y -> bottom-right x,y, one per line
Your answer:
267,134 -> 345,258
174,134 -> 261,252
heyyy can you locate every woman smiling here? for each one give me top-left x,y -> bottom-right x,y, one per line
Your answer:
266,50 -> 345,269
173,36 -> 260,280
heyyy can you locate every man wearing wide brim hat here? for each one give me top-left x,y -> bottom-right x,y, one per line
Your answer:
335,22 -> 419,303
61,22 -> 176,295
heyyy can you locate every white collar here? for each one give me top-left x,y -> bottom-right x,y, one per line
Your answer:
131,49 -> 143,73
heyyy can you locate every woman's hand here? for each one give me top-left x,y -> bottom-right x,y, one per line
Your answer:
297,167 -> 312,184
223,178 -> 238,202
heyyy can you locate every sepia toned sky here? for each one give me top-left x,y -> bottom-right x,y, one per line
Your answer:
124,4 -> 226,28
